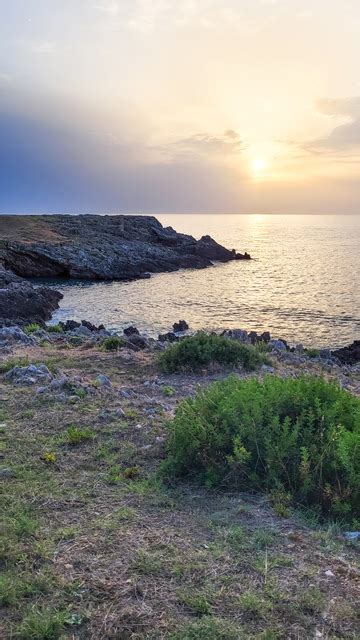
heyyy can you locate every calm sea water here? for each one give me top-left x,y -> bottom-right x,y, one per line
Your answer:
50,214 -> 360,348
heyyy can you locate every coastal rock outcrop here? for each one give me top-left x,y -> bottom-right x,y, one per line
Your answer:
0,214 -> 250,281
332,341 -> 360,365
0,269 -> 62,327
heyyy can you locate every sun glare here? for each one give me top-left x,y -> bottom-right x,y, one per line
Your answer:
251,157 -> 267,176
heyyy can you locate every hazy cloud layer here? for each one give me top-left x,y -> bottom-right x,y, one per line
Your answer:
308,98 -> 360,152
1,0 -> 360,212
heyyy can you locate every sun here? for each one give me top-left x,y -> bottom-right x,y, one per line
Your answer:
251,157 -> 267,175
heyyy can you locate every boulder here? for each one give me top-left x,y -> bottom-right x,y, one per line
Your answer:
0,269 -> 62,328
0,326 -> 34,345
158,332 -> 179,343
60,320 -> 81,332
269,339 -> 287,352
5,363 -> 53,385
124,326 -> 140,336
332,341 -> 360,365
173,320 -> 189,332
126,334 -> 148,350
81,319 -> 97,332
222,329 -> 249,343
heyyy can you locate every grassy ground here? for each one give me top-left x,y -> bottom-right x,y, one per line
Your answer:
0,344 -> 359,639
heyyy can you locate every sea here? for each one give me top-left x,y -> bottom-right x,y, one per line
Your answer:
49,214 -> 360,349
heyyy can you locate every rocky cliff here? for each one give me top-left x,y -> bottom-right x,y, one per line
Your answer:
0,214 -> 250,280
0,269 -> 62,327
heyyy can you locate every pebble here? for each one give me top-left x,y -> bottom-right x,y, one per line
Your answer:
324,569 -> 335,578
0,468 -> 16,479
96,374 -> 112,388
344,531 -> 360,541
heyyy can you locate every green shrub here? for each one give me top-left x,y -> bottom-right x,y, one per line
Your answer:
306,348 -> 320,358
102,336 -> 125,352
0,356 -> 30,374
65,425 -> 94,445
47,324 -> 64,334
159,333 -> 266,373
24,323 -> 42,335
163,375 -> 360,521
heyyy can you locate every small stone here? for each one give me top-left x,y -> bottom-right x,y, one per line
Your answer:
96,374 -> 112,388
0,468 -> 16,479
324,569 -> 335,578
344,531 -> 360,541
36,386 -> 48,394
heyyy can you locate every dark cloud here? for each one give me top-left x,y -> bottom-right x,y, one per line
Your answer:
0,91 -> 245,213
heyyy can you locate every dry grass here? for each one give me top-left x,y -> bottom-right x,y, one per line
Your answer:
0,343 -> 359,639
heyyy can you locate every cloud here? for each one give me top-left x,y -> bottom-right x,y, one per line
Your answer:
307,97 -> 360,152
94,2 -> 120,16
160,130 -> 243,162
0,91 -> 245,213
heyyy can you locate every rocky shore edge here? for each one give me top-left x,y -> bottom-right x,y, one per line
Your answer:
1,318 -> 359,371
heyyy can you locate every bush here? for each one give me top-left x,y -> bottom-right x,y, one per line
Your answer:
65,425 -> 94,445
102,336 -> 125,352
163,375 -> 360,521
24,323 -> 42,335
47,324 -> 64,334
159,333 -> 266,372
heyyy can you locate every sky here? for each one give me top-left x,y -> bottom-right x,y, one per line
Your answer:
1,0 -> 360,214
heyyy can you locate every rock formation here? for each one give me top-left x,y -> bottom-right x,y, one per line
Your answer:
0,214 -> 250,281
0,269 -> 62,327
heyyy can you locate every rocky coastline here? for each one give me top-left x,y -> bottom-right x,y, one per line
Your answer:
0,214 -> 250,327
1,317 -> 359,370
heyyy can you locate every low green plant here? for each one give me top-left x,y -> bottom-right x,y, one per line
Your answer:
47,324 -> 64,334
239,590 -> 271,617
68,336 -> 83,347
159,333 -> 267,372
178,589 -> 213,616
163,375 -> 360,521
65,425 -> 94,445
102,336 -> 125,352
0,356 -> 30,373
306,348 -> 320,358
0,572 -> 51,606
24,323 -> 42,335
169,617 -> 242,640
162,385 -> 176,396
16,607 -> 67,639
